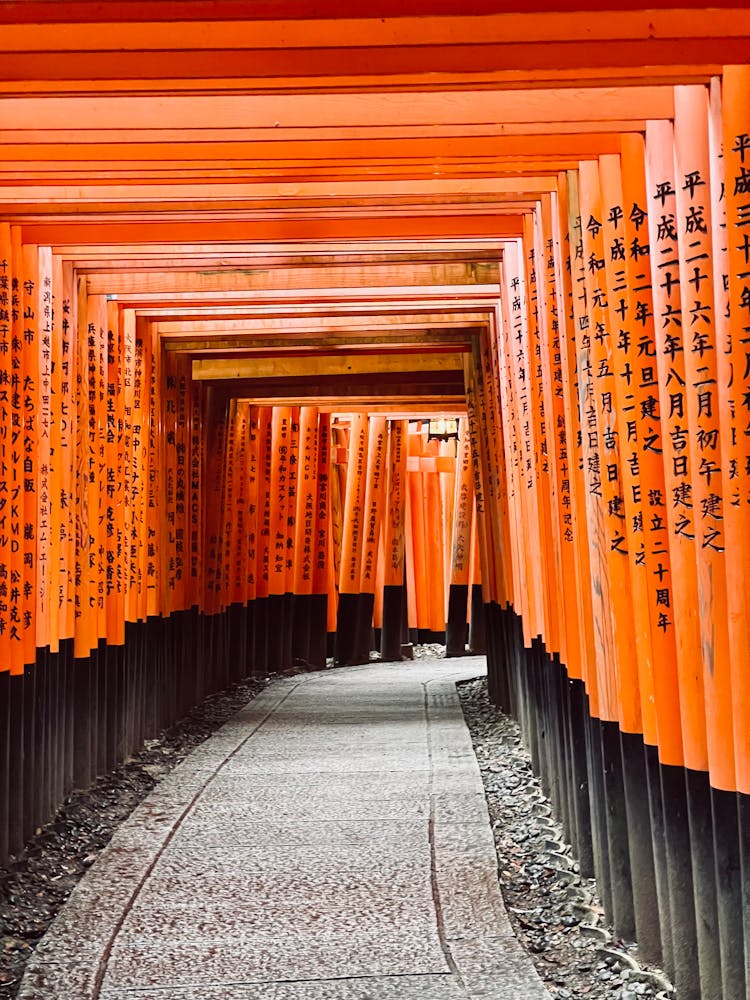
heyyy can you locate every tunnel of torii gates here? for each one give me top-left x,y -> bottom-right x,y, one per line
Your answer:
0,3 -> 749,999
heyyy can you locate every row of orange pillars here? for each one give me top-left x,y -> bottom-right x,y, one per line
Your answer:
0,401 -> 486,867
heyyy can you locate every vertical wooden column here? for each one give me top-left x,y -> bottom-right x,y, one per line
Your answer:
253,406 -> 273,673
334,413 -> 367,666
562,180 -> 599,715
380,418 -> 407,662
420,441 -> 446,641
329,419 -> 347,655
530,211 -> 565,661
446,425 -> 474,656
187,378 -> 203,615
565,174 -> 615,920
598,149 -> 664,965
439,437 -> 456,609
521,217 -> 555,653
0,225 -> 13,857
553,175 -> 597,880
476,324 -> 513,666
675,85 -> 740,1000
467,500 -> 485,654
673,87 -> 734,793
267,406 -> 292,670
310,412 -> 331,669
579,161 -> 639,737
584,156 -> 651,942
645,119 -> 704,1000
36,249 -> 55,812
292,406 -> 319,666
406,425 -> 429,639
72,271 -> 93,786
244,405 -> 260,675
538,195 -> 572,670
16,242 -> 38,838
720,65 -> 750,1000
462,357 -> 490,654
355,415 -> 387,661
229,400 -> 249,679
105,300 -> 125,754
281,408 -> 300,669
503,239 -> 545,649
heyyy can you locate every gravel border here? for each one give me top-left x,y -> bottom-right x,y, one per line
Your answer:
457,676 -> 675,1000
0,674 -> 269,999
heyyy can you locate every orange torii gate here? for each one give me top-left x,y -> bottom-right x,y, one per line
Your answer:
0,7 -> 748,1000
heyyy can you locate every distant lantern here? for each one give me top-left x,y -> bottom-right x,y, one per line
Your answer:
428,417 -> 459,442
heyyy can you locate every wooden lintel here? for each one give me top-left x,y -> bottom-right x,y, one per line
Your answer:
237,401 -> 467,414
155,313 -> 489,335
164,328 -> 481,354
103,286 -> 503,309
21,215 -> 525,244
86,260 -> 500,295
192,350 -> 465,381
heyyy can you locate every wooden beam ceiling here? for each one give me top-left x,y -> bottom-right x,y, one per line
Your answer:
0,7 -> 743,88
0,3 -> 739,415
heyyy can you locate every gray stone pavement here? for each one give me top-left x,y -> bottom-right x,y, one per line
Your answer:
20,656 -> 550,1000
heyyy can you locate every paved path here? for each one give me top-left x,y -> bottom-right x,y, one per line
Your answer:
21,656 -> 550,1000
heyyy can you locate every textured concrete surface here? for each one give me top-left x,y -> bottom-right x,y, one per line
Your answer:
20,657 -> 550,1000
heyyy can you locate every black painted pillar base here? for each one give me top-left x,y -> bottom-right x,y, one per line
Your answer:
243,603 -> 256,679
555,662 -> 574,845
545,651 -> 565,815
685,769 -> 722,1000
520,639 -> 538,775
620,732 -> 662,964
587,714 -> 613,923
0,669 -> 9,863
486,603 -> 511,712
334,592 -> 360,666
7,671 -> 24,857
265,595 -> 285,673
72,658 -> 94,790
307,593 -> 328,669
445,583 -> 469,657
468,584 -> 486,654
104,642 -> 117,772
738,791 -> 750,998
531,642 -> 548,797
354,592 -> 375,664
291,593 -> 312,666
601,721 -> 635,941
143,618 -> 161,737
111,643 -> 127,765
227,603 -> 245,683
96,639 -> 109,771
417,628 -> 446,645
281,593 -> 294,671
711,787 -> 745,1000
661,763 -> 701,1000
253,597 -> 269,675
20,662 -> 35,845
645,744 -> 674,979
62,639 -> 75,798
568,678 -> 594,878
381,584 -> 405,662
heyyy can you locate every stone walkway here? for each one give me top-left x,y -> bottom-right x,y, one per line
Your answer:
20,657 -> 550,1000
